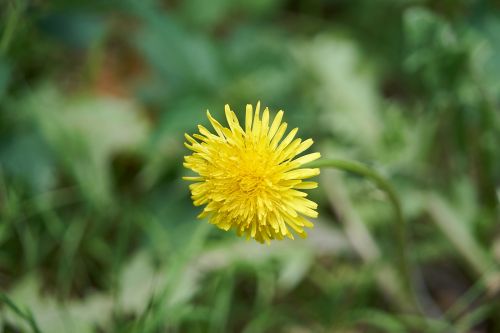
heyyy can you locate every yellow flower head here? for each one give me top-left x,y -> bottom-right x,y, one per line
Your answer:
183,102 -> 321,244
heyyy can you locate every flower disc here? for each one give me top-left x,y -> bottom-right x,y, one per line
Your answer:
183,103 -> 320,243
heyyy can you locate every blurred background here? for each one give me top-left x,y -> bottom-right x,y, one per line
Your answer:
0,0 -> 499,332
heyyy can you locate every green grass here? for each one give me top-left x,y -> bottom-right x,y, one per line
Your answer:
0,0 -> 499,332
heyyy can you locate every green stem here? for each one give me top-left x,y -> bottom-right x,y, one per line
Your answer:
310,158 -> 418,312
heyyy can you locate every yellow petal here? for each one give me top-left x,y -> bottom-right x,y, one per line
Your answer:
245,104 -> 253,133
293,152 -> 321,166
294,182 -> 318,189
268,110 -> 284,140
282,168 -> 320,180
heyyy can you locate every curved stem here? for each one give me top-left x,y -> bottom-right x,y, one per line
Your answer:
310,158 -> 418,312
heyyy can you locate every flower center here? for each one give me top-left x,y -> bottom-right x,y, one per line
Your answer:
238,173 -> 264,193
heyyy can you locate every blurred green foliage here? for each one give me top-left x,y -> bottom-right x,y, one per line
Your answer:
0,0 -> 499,332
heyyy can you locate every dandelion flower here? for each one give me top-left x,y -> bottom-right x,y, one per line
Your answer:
183,102 -> 321,244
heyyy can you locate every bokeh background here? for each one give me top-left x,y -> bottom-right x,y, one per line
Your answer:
1,0 -> 500,332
